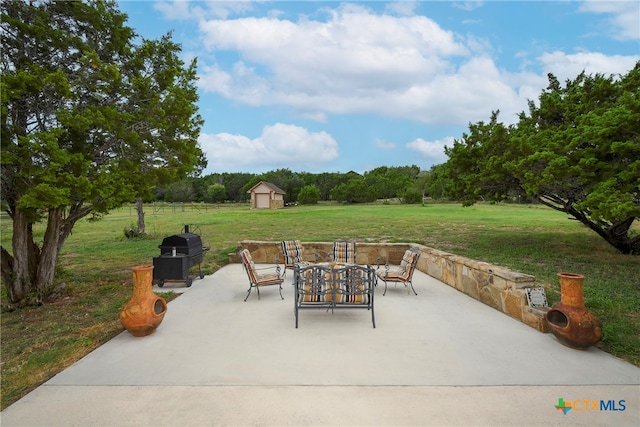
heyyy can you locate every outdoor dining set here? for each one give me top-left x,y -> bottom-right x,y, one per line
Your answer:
239,240 -> 421,328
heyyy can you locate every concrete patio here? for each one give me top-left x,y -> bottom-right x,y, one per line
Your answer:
2,263 -> 638,426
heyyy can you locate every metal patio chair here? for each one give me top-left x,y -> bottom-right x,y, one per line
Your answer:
376,248 -> 420,296
280,240 -> 313,276
330,240 -> 357,264
240,249 -> 284,301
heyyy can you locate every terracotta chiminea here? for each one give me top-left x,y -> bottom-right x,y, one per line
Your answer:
120,265 -> 167,337
545,273 -> 602,349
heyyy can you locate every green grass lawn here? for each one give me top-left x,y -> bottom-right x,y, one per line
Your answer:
1,202 -> 639,409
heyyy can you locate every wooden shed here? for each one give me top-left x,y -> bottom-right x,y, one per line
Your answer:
247,181 -> 285,209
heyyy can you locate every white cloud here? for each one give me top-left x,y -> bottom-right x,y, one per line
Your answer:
389,56 -> 526,125
406,137 -> 452,164
190,2 -> 638,129
375,139 -> 396,149
385,1 -> 419,16
579,0 -> 640,41
197,63 -> 233,97
199,123 -> 339,173
154,1 -> 194,20
154,0 -> 254,20
452,1 -> 485,12
196,4 -> 487,124
538,51 -> 639,82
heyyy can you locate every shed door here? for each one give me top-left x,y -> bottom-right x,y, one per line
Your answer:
256,193 -> 270,208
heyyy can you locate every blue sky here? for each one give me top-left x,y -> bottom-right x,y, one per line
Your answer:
117,1 -> 640,175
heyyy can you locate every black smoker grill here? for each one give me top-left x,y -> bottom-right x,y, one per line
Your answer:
153,225 -> 209,287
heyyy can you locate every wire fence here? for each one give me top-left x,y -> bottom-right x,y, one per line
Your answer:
125,202 -> 250,215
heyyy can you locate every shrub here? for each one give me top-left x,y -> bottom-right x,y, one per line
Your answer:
401,187 -> 422,204
123,224 -> 144,239
297,185 -> 320,205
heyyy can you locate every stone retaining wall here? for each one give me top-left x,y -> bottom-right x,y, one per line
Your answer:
231,240 -> 549,333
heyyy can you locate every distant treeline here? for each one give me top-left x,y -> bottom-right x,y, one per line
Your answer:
155,165 -> 450,204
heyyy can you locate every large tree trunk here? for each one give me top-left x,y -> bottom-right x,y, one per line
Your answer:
601,216 -> 640,255
2,208 -> 40,305
2,207 -> 81,306
136,198 -> 145,235
538,195 -> 639,255
566,208 -> 638,255
35,208 -> 64,303
3,210 -> 31,303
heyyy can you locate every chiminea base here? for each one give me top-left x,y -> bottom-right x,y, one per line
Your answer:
545,273 -> 601,350
120,265 -> 167,337
546,306 -> 602,349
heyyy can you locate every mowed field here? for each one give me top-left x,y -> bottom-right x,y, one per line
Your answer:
1,202 -> 638,409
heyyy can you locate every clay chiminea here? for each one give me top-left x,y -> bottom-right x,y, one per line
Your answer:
545,273 -> 602,349
120,265 -> 167,337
